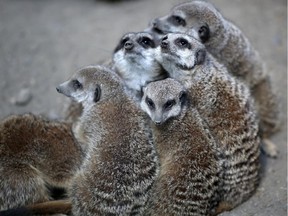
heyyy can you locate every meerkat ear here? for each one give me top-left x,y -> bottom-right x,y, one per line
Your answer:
179,91 -> 187,105
195,49 -> 206,65
93,85 -> 101,103
198,25 -> 210,43
140,86 -> 144,99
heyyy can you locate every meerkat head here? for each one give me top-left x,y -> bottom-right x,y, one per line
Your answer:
113,32 -> 166,91
141,78 -> 187,125
149,1 -> 225,45
155,33 -> 206,81
56,66 -> 122,108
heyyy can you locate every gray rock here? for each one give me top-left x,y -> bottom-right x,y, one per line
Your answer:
10,88 -> 33,106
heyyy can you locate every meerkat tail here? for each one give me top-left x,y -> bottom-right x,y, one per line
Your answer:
252,77 -> 281,136
0,200 -> 71,216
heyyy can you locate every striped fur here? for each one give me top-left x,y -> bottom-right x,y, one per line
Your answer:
141,78 -> 221,215
156,33 -> 260,213
58,66 -> 159,216
148,0 -> 280,156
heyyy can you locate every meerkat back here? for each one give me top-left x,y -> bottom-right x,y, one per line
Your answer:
155,33 -> 261,212
0,113 -> 84,211
57,66 -> 158,216
141,78 -> 222,216
148,0 -> 280,153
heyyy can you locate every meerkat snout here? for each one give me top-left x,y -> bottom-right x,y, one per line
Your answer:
152,18 -> 159,28
160,36 -> 169,49
56,86 -> 61,93
56,79 -> 83,98
124,40 -> 134,51
57,82 -> 71,98
152,18 -> 165,35
56,82 -> 70,97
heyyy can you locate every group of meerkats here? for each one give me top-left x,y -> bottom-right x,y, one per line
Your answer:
0,1 -> 281,216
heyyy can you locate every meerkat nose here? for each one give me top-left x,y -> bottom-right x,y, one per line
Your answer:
124,41 -> 134,50
155,121 -> 162,125
161,40 -> 169,49
56,87 -> 61,93
152,18 -> 159,28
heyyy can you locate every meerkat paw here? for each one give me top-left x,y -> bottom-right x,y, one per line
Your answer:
261,138 -> 278,158
213,201 -> 234,215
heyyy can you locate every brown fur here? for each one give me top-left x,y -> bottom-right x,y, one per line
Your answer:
141,78 -> 221,215
57,66 -> 158,216
155,33 -> 260,213
148,0 -> 280,156
0,114 -> 85,211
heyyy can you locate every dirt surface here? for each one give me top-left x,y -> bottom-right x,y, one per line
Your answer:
0,0 -> 286,215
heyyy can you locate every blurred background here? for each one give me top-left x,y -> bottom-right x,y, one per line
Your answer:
0,0 -> 286,215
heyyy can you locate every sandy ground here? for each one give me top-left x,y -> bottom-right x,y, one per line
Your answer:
0,0 -> 286,215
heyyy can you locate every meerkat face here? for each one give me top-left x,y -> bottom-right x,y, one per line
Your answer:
56,66 -> 120,107
141,78 -> 187,125
149,1 -> 223,44
155,33 -> 206,79
113,32 -> 157,71
113,32 -> 165,91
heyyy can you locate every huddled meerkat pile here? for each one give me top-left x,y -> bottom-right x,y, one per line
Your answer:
0,1 -> 280,216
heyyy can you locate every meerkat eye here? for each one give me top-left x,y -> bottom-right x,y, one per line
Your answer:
164,99 -> 176,110
72,79 -> 82,90
175,38 -> 191,49
114,37 -> 130,53
171,15 -> 186,26
139,37 -> 155,48
198,25 -> 210,43
179,39 -> 187,46
122,37 -> 129,45
145,97 -> 155,109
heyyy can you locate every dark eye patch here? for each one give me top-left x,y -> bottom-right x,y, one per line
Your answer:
71,79 -> 82,90
175,38 -> 191,49
145,97 -> 155,110
138,36 -> 155,49
114,36 -> 130,53
162,35 -> 168,41
163,99 -> 176,110
168,15 -> 186,26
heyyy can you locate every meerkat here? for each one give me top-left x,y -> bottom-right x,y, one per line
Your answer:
147,0 -> 280,156
0,113 -> 85,211
155,33 -> 261,212
112,31 -> 167,98
140,78 -> 222,215
63,32 -> 167,123
56,65 -> 159,216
